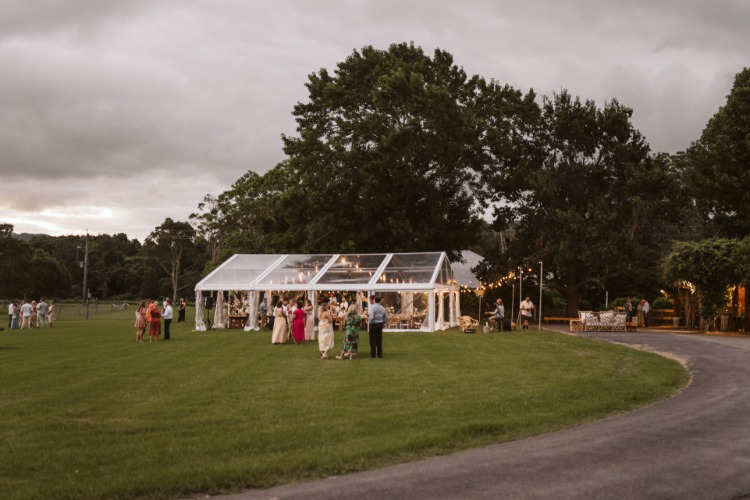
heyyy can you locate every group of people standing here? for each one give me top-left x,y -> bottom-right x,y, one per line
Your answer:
484,296 -> 536,331
7,298 -> 54,330
623,298 -> 651,327
268,298 -> 316,344
134,298 -> 174,342
266,294 -> 388,361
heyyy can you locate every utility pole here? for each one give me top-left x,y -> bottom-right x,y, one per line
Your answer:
83,231 -> 90,320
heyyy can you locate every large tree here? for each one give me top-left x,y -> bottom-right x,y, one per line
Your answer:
143,219 -> 205,302
684,67 -> 750,238
276,42 -> 536,260
494,91 -> 683,315
662,238 -> 741,331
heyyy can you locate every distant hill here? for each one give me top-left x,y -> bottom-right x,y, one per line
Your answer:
13,233 -> 47,241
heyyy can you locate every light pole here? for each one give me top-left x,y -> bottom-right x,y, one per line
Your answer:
518,266 -> 524,326
538,260 -> 543,331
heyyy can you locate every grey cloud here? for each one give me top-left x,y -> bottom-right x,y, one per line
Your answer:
1,0 -> 748,239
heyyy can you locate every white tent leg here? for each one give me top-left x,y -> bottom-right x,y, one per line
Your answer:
245,290 -> 258,331
194,291 -> 206,331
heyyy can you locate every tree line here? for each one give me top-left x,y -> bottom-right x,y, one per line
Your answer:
0,219 -> 207,303
3,43 -> 749,326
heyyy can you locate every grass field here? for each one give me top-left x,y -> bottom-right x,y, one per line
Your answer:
0,310 -> 689,499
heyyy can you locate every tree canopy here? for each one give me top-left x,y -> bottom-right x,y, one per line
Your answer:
662,238 -> 743,330
684,67 -> 750,238
192,43 -> 538,262
481,91 -> 683,314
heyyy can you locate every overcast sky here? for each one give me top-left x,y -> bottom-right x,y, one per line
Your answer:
2,0 -> 748,241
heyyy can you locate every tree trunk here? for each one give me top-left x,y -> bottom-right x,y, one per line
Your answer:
566,265 -> 581,317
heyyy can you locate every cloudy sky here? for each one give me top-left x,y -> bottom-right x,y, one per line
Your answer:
2,0 -> 748,241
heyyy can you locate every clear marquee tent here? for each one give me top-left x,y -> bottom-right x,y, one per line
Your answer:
193,252 -> 465,332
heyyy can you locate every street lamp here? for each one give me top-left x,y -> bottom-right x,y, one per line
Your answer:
518,266 -> 523,325
538,260 -> 543,331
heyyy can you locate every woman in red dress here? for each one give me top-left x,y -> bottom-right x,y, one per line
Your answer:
148,301 -> 162,342
292,300 -> 306,343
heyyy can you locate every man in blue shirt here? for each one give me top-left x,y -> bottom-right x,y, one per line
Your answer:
368,295 -> 388,358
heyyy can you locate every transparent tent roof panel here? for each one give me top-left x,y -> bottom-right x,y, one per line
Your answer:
378,253 -> 442,286
256,254 -> 335,287
196,252 -> 460,291
437,257 -> 457,286
316,254 -> 388,285
198,254 -> 282,289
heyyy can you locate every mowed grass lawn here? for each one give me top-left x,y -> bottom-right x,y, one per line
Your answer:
0,310 -> 688,499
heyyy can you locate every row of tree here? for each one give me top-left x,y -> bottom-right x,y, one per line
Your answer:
4,43 -> 749,325
0,219 -> 207,302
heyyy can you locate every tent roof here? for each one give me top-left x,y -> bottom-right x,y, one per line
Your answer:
195,252 -> 459,292
452,250 -> 483,288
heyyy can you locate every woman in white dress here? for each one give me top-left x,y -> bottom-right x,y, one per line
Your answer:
304,299 -> 315,341
271,301 -> 287,344
317,301 -> 335,359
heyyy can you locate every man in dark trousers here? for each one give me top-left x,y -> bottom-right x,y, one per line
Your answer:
368,295 -> 388,358
163,299 -> 173,340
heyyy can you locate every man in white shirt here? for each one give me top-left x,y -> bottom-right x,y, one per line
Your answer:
519,297 -> 534,330
20,299 -> 32,329
36,298 -> 48,328
642,299 -> 650,328
163,299 -> 173,340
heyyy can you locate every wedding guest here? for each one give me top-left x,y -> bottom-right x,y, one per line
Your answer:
637,299 -> 644,327
271,300 -> 287,344
47,300 -> 56,327
368,295 -> 388,358
259,297 -> 268,330
519,296 -> 534,330
20,299 -> 32,329
134,300 -> 147,342
292,300 -> 306,344
177,297 -> 186,323
36,298 -> 48,328
336,304 -> 360,360
317,300 -> 335,359
30,301 -> 38,328
9,301 -> 19,330
163,298 -> 173,340
304,299 -> 315,341
148,301 -> 161,342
